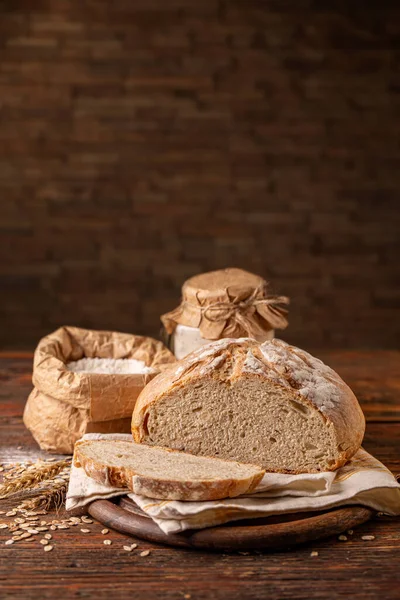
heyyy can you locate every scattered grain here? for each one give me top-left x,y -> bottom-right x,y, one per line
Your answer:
140,550 -> 150,557
44,534 -> 52,540
124,545 -> 133,552
44,545 -> 53,552
40,539 -> 49,546
0,524 -> 8,529
361,535 -> 375,541
347,530 -> 354,535
103,540 -> 112,545
80,529 -> 90,533
310,551 -> 319,557
338,535 -> 348,542
101,529 -> 109,535
5,540 -> 14,546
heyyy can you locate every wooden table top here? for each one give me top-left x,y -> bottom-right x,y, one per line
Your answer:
0,351 -> 399,600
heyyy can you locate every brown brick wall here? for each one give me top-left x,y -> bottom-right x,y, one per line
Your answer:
0,1 -> 399,350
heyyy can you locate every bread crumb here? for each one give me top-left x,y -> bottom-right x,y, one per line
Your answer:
361,535 -> 375,541
338,535 -> 348,541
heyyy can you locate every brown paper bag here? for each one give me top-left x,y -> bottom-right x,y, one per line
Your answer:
23,326 -> 175,454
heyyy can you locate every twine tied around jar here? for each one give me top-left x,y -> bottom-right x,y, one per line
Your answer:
161,269 -> 290,340
196,286 -> 289,335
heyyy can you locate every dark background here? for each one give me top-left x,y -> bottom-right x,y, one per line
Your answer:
0,1 -> 399,350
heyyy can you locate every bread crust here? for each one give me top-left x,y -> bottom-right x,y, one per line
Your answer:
74,440 -> 265,502
132,338 -> 366,473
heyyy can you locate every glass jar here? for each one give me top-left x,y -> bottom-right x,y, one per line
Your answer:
161,268 -> 289,360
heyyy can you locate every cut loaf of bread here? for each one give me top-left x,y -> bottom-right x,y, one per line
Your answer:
132,338 -> 366,473
74,439 -> 265,501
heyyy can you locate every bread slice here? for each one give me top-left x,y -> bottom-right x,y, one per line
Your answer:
132,338 -> 366,474
74,439 -> 264,501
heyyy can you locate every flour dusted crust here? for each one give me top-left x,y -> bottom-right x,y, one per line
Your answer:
132,338 -> 366,473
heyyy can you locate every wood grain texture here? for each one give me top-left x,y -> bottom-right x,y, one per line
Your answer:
0,353 -> 399,600
89,499 -> 374,552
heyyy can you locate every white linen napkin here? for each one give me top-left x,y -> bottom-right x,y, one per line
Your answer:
66,434 -> 400,534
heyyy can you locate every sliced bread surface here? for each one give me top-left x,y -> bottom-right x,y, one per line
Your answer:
132,338 -> 366,474
74,439 -> 264,501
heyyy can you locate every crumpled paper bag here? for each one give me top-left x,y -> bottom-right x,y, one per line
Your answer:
23,327 -> 175,454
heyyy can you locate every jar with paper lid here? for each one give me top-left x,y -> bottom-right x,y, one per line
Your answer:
161,268 -> 290,360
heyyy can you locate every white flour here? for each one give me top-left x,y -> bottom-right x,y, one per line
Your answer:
67,357 -> 155,375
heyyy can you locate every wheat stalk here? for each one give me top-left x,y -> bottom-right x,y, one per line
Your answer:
0,459 -> 71,499
17,480 -> 68,512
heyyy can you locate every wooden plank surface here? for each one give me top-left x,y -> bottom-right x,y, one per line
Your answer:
0,352 -> 399,600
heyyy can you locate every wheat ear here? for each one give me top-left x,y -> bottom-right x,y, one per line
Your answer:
0,459 -> 71,499
17,480 -> 68,512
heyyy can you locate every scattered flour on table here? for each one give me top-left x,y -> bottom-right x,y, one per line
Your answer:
66,357 -> 155,375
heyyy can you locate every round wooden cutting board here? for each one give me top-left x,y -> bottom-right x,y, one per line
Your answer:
88,497 -> 374,552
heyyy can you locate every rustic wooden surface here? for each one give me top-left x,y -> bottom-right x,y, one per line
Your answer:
0,351 -> 399,600
90,499 -> 374,552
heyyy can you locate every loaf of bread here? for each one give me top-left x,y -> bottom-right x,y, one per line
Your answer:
74,439 -> 264,501
132,338 -> 365,473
